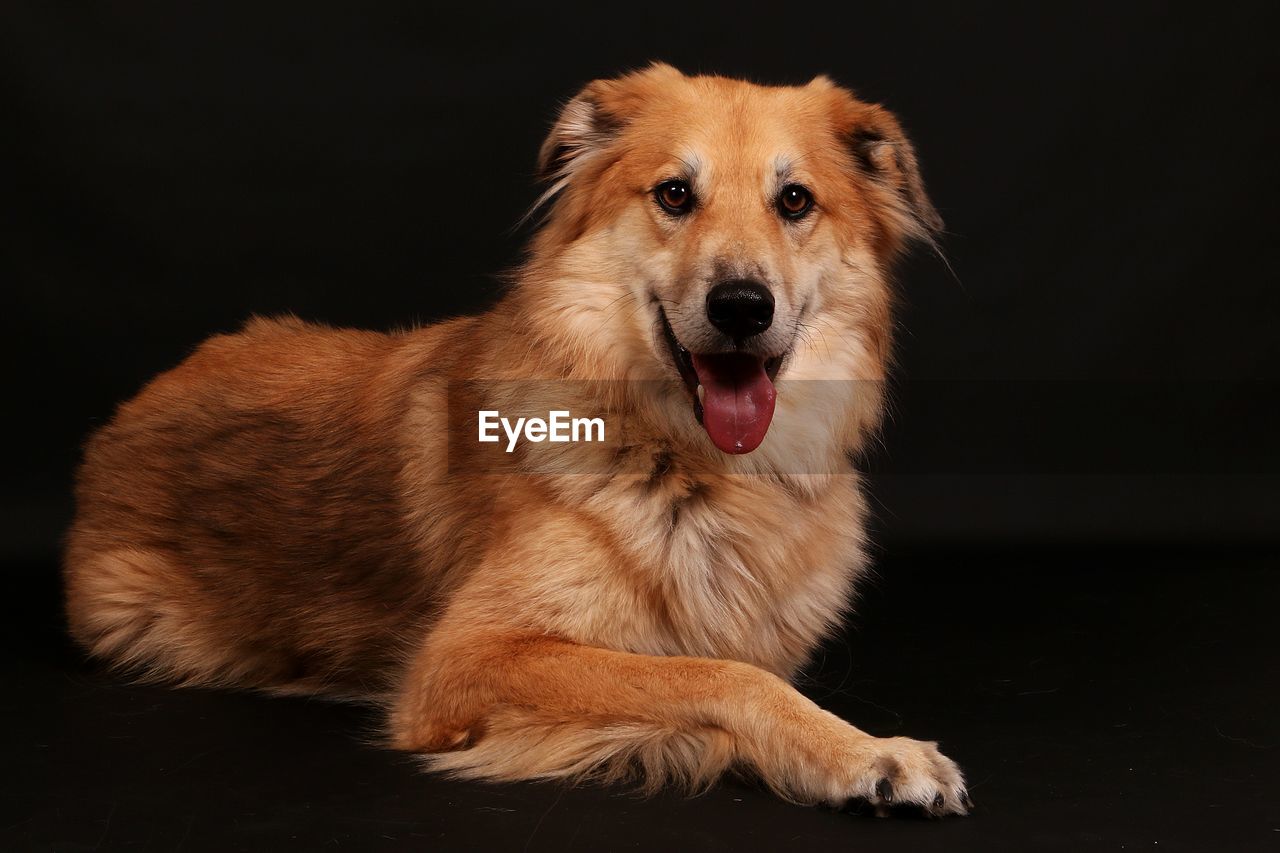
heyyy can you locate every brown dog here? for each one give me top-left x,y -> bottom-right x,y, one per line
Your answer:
64,64 -> 968,815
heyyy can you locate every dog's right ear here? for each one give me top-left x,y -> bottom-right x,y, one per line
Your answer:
536,84 -> 618,185
535,63 -> 682,190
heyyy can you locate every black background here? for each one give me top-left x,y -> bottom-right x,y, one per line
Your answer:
4,3 -> 1278,851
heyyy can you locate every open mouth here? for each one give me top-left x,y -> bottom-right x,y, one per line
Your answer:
659,308 -> 783,455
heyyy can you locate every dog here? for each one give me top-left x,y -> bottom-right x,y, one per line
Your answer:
63,63 -> 969,816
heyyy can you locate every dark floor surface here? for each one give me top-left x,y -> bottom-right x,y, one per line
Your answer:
4,547 -> 1278,852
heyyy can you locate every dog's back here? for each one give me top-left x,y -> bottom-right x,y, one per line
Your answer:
63,315 -> 462,697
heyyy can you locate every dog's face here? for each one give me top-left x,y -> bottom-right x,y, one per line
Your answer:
527,64 -> 940,456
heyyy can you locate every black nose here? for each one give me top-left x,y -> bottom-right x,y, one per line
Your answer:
706,280 -> 774,340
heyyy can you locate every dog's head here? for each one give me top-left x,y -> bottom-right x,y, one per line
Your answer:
523,64 -> 940,456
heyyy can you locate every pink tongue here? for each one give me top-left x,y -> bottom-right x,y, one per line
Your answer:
690,353 -> 777,455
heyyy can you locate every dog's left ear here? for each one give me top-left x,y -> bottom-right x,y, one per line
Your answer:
810,77 -> 943,246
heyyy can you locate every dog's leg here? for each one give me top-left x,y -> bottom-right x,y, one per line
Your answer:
389,631 -> 969,815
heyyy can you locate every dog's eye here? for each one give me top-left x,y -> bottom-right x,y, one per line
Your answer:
777,184 -> 814,220
654,180 -> 694,215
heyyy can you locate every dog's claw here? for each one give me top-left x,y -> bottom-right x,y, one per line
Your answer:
838,737 -> 966,818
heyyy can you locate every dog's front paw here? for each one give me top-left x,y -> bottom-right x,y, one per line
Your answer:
840,736 -> 970,817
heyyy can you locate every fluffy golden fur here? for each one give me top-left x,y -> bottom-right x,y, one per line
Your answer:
64,64 -> 969,815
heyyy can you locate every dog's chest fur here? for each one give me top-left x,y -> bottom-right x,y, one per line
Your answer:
527,446 -> 866,677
